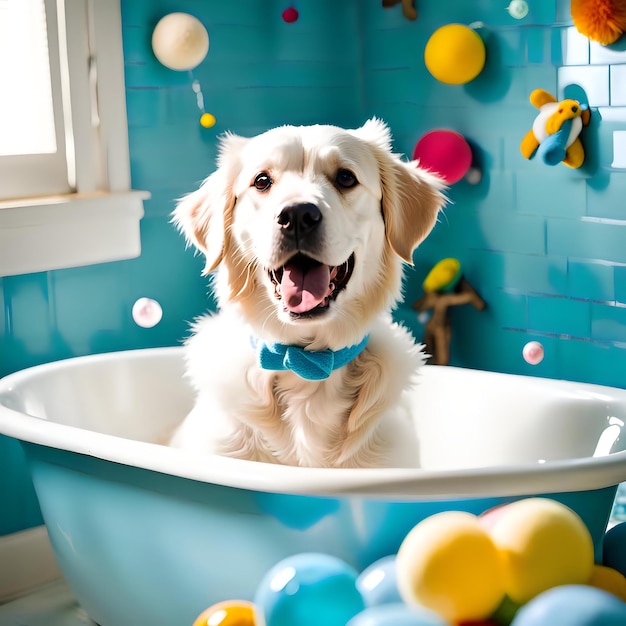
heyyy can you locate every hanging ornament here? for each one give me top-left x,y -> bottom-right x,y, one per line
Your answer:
282,7 -> 299,23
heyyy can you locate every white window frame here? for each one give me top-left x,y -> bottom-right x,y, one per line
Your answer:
0,0 -> 148,277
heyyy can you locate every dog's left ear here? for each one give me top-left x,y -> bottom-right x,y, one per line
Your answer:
353,119 -> 446,263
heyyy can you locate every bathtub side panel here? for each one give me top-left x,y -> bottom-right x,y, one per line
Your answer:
24,445 -> 361,626
22,443 -> 617,626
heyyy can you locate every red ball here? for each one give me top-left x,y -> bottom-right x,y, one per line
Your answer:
282,7 -> 299,23
412,130 -> 472,184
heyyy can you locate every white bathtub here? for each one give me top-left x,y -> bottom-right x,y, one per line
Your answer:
0,347 -> 625,625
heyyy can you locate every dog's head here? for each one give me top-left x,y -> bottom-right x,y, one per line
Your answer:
174,119 -> 445,348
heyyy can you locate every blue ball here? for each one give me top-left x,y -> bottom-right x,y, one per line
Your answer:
604,522 -> 626,577
511,585 -> 626,626
254,553 -> 366,626
347,603 -> 449,626
357,556 -> 402,607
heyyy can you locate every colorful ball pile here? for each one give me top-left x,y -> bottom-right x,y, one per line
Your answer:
192,498 -> 626,626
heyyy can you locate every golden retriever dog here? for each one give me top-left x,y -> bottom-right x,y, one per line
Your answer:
169,119 -> 446,468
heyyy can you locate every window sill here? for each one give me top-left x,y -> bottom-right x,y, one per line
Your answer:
0,191 -> 149,277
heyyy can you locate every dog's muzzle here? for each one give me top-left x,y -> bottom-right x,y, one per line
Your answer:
268,202 -> 355,318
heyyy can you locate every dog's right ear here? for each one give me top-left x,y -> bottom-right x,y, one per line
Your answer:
172,133 -> 248,275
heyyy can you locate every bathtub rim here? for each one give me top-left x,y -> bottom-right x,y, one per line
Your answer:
1,346 -> 626,500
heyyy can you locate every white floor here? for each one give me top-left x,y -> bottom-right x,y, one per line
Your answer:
0,580 -> 97,626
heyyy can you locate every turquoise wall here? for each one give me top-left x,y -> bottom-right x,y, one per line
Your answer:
2,0 -> 626,535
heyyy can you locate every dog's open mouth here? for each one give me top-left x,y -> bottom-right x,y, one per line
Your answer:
268,253 -> 355,317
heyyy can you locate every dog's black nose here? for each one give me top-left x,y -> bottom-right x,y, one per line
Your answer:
277,203 -> 322,242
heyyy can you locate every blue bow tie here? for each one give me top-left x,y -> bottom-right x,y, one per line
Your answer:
255,335 -> 370,381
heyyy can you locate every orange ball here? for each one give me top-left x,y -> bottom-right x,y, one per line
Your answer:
588,564 -> 626,602
192,600 -> 258,626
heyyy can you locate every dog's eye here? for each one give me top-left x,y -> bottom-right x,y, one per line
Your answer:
335,169 -> 358,189
253,173 -> 273,192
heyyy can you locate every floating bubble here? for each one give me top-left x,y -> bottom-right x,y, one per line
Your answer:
522,341 -> 544,365
132,297 -> 162,328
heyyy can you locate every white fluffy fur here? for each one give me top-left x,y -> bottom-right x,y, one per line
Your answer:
169,119 -> 446,468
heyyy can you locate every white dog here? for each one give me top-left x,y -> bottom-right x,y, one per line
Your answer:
169,119 -> 446,468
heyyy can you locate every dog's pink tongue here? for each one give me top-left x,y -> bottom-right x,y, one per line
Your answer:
282,262 -> 331,313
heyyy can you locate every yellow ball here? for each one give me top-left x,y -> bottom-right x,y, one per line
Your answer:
588,564 -> 626,602
489,498 -> 595,604
200,112 -> 216,128
424,24 -> 486,85
396,511 -> 505,623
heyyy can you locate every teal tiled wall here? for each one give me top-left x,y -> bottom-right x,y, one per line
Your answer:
374,0 -> 626,386
2,0 -> 626,535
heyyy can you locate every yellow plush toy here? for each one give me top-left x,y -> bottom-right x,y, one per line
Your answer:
520,89 -> 590,168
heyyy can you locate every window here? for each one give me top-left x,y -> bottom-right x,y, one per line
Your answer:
0,0 -> 147,277
0,0 -> 67,197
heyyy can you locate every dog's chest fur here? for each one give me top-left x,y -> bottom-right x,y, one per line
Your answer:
239,371 -> 361,466
173,312 -> 424,467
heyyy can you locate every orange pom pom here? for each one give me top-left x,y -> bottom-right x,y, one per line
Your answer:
571,0 -> 626,46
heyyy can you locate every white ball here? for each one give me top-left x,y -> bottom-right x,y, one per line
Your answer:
465,166 -> 482,185
152,13 -> 209,71
507,0 -> 529,19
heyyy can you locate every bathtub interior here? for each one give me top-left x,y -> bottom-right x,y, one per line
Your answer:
0,348 -> 194,444
1,347 -> 625,472
410,366 -> 626,468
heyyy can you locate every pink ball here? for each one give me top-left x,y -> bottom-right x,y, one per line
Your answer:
412,130 -> 472,184
132,297 -> 163,329
282,7 -> 299,23
523,341 -> 544,365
